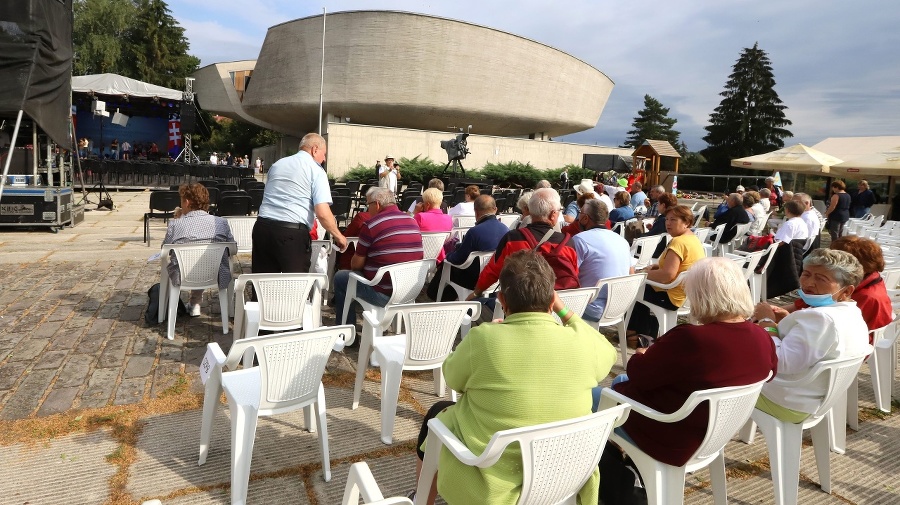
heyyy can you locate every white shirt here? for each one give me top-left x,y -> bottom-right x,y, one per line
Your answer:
209,154 -> 218,165
597,194 -> 614,215
762,302 -> 870,414
774,216 -> 809,243
749,203 -> 768,235
801,210 -> 820,239
448,201 -> 474,217
760,198 -> 771,213
379,164 -> 398,192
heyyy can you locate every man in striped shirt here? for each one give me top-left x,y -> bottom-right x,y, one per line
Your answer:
333,187 -> 423,328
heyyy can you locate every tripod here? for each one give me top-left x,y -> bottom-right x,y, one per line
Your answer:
442,158 -> 466,176
72,118 -> 114,210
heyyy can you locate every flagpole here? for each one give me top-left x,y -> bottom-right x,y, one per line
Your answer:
318,7 -> 326,135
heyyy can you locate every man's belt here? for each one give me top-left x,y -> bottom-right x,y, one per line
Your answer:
258,217 -> 309,230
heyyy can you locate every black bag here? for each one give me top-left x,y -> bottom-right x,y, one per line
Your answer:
145,283 -> 189,325
599,445 -> 647,505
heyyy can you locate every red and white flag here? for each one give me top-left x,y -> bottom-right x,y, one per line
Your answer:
168,113 -> 182,157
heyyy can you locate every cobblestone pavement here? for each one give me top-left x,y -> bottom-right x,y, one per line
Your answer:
0,189 -> 896,505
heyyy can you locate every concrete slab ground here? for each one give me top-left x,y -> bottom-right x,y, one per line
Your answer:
0,187 -> 896,504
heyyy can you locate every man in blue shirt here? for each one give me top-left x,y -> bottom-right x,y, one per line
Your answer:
571,198 -> 633,321
630,182 -> 648,210
427,195 -> 509,301
252,133 -> 347,273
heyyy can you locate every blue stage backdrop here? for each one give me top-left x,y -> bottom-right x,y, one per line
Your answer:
74,110 -> 167,158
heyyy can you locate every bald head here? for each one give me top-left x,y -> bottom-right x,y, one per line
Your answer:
474,195 -> 497,219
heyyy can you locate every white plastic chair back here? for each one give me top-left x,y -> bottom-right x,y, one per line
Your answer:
631,234 -> 663,270
341,462 -> 413,505
254,328 -> 342,414
882,267 -> 900,290
728,249 -> 765,281
169,242 -> 234,290
594,273 -> 647,366
383,259 -> 434,305
233,273 -> 326,340
450,225 -> 472,240
693,227 -> 711,244
388,302 -> 480,369
421,232 -> 450,261
692,205 -> 706,226
704,224 -> 727,256
497,213 -> 521,229
553,287 -> 601,324
727,222 -> 754,252
416,406 -> 630,505
225,216 -> 256,254
689,379 -> 771,464
436,250 -> 494,301
752,241 -> 781,303
309,240 -> 334,273
453,215 -> 476,227
612,218 -> 637,238
640,271 -> 689,336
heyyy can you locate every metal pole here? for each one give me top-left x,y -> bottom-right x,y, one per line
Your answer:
318,7 -> 326,135
0,110 -> 25,201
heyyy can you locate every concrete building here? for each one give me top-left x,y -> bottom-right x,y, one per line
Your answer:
193,10 -> 630,178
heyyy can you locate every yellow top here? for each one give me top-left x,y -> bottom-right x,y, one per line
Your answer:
656,233 -> 705,306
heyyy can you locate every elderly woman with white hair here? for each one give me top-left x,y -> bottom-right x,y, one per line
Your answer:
594,257 -> 777,471
753,248 -> 870,422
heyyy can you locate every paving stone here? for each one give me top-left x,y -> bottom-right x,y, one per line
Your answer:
98,337 -> 129,368
119,304 -> 144,321
97,302 -> 123,319
37,386 -> 79,416
65,315 -> 92,329
0,331 -> 27,352
32,349 -> 70,370
113,376 -> 146,405
46,303 -> 75,321
51,326 -> 84,349
79,367 -> 119,409
159,341 -> 183,363
124,355 -> 155,379
56,354 -> 95,388
0,360 -> 27,389
0,368 -> 55,419
131,333 -> 158,355
150,362 -> 185,398
76,332 -> 108,354
9,337 -> 49,361
86,317 -> 114,335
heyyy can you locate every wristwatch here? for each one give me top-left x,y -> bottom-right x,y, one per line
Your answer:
757,317 -> 776,325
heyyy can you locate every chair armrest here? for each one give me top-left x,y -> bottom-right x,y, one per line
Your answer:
349,269 -> 384,288
600,387 -> 699,424
644,273 -> 685,291
426,418 -> 503,468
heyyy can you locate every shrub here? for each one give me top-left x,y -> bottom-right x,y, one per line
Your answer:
341,164 -> 377,183
479,161 -> 543,188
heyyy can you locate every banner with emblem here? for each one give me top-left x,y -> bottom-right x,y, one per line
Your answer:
168,113 -> 182,158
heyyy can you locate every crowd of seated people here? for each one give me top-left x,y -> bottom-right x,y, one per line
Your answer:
162,171 -> 887,505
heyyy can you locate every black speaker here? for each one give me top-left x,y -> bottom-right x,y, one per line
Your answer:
0,0 -> 73,147
180,104 -> 197,133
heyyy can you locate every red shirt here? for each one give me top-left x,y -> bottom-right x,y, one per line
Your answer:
336,211 -> 371,270
355,205 -> 424,294
613,321 -> 777,466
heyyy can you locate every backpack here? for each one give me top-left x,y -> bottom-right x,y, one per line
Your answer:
519,227 -> 580,290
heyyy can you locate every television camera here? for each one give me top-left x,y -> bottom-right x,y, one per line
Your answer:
440,133 -> 470,175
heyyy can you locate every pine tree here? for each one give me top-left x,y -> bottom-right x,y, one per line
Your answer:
701,43 -> 793,171
622,95 -> 681,150
73,0 -> 199,89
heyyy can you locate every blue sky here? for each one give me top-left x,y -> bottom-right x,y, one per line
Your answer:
167,0 -> 900,151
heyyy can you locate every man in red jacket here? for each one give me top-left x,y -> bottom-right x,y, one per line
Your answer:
467,188 -> 578,319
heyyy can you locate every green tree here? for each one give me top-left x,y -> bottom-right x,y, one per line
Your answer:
622,95 -> 681,150
73,0 -> 136,75
73,0 -> 199,89
701,43 -> 793,171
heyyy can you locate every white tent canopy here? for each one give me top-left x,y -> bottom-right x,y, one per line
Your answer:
812,136 -> 900,178
72,73 -> 183,101
731,143 -> 843,174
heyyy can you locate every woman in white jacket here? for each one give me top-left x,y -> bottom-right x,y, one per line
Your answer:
752,248 -> 870,421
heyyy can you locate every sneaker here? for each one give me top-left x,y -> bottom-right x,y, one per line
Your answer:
190,304 -> 201,317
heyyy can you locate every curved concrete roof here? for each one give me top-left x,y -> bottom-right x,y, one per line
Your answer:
197,11 -> 614,138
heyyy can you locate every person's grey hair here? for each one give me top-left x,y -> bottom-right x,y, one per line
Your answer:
427,178 -> 445,191
499,250 -> 555,314
535,179 -> 552,189
794,192 -> 812,205
652,185 -> 665,193
517,191 -> 533,212
582,198 -> 609,224
765,176 -> 775,183
783,191 -> 794,198
299,133 -> 325,151
528,188 -> 561,219
803,249 -> 864,288
685,257 -> 754,324
369,187 -> 396,206
759,188 -> 771,198
728,193 -> 743,206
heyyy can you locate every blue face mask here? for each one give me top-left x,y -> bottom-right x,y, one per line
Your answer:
797,289 -> 838,308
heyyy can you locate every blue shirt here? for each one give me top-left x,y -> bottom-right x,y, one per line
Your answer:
258,150 -> 331,226
563,200 -> 580,219
571,228 -> 632,319
609,205 -> 635,223
631,191 -> 647,209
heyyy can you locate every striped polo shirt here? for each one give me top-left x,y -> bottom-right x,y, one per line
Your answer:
355,205 -> 424,294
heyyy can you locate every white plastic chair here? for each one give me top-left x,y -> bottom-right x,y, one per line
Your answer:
746,241 -> 780,303
497,213 -> 521,229
631,234 -> 664,270
553,287 -> 601,324
592,273 -> 647,366
352,302 -> 481,444
703,224 -> 727,257
310,239 -> 336,302
421,232 -> 450,262
449,225 -> 472,241
158,242 -> 236,340
435,250 -> 494,301
739,353 -> 870,505
600,373 -> 772,505
692,205 -> 706,227
415,406 -> 630,505
453,215 -> 476,227
638,271 -> 690,337
726,249 -> 765,285
225,216 -> 256,254
197,325 -> 354,504
721,221 -> 753,255
232,273 -> 327,342
692,227 -> 711,244
341,462 -> 413,505
340,259 -> 435,346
